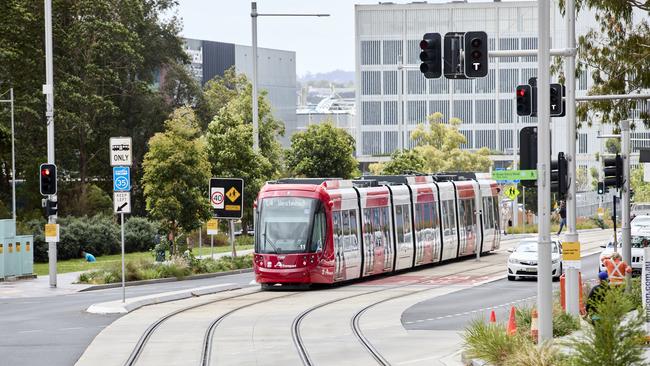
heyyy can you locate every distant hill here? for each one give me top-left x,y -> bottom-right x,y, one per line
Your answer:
299,70 -> 354,84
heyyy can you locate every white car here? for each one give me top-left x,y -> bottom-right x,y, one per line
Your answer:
507,238 -> 563,281
631,215 -> 650,236
598,233 -> 647,274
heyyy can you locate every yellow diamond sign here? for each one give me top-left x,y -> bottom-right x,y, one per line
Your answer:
504,185 -> 520,200
226,187 -> 240,202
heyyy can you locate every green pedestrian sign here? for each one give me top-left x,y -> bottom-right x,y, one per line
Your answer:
492,169 -> 537,181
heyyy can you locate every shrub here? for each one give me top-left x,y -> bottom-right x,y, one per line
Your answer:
124,217 -> 159,253
565,287 -> 647,366
463,319 -> 524,365
504,341 -> 566,366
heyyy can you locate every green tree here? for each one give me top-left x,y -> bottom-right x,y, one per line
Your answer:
559,0 -> 650,127
606,138 -> 621,154
630,166 -> 650,202
204,74 -> 284,231
590,166 -> 599,190
0,0 -> 195,218
285,122 -> 358,179
410,113 -> 492,173
576,166 -> 589,191
370,149 -> 426,175
142,107 -> 211,250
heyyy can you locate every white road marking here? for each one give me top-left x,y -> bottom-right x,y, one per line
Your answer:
59,327 -> 83,331
18,329 -> 43,333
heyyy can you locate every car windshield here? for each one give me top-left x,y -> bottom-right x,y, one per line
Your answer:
632,236 -> 650,248
256,197 -> 319,254
632,217 -> 650,226
634,205 -> 650,211
516,243 -> 538,252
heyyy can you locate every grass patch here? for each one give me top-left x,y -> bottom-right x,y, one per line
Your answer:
33,244 -> 253,276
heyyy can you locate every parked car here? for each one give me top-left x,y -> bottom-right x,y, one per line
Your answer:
598,233 -> 647,274
631,203 -> 650,219
507,237 -> 563,281
631,215 -> 650,236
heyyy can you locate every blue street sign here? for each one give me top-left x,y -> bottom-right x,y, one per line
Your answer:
113,166 -> 130,192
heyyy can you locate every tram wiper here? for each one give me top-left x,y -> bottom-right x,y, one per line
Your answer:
263,223 -> 281,254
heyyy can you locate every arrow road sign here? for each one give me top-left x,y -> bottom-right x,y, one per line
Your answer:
114,192 -> 131,214
113,166 -> 131,192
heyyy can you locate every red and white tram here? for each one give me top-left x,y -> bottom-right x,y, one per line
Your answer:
253,175 -> 500,286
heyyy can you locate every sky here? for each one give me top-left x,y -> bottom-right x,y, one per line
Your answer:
175,0 -> 384,76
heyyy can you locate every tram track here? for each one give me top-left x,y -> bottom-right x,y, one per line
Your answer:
291,261 -> 502,365
123,288 -> 268,366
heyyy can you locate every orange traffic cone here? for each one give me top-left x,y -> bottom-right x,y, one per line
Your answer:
530,308 -> 539,343
489,309 -> 496,323
506,306 -> 517,336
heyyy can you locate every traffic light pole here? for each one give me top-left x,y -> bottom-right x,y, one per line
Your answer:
563,0 -> 580,316
537,0 -> 553,342
621,120 -> 632,290
45,0 -> 58,288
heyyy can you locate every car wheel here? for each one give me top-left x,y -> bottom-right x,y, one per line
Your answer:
508,275 -> 516,281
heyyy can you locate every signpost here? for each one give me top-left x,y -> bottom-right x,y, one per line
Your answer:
210,178 -> 244,258
492,169 -> 538,182
562,241 -> 581,268
207,218 -> 219,259
504,185 -> 520,200
111,137 -> 132,303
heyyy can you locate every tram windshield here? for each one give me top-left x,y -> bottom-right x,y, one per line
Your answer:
256,197 -> 320,254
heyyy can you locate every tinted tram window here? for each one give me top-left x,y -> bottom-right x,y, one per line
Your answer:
396,205 -> 404,243
333,211 -> 342,249
380,206 -> 390,247
311,209 -> 326,252
349,209 -> 359,250
257,197 -> 318,254
402,205 -> 412,240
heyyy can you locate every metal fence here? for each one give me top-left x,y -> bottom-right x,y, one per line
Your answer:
575,191 -> 620,218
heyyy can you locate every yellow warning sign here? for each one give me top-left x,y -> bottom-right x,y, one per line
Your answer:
226,187 -> 240,202
225,204 -> 241,211
562,241 -> 580,261
206,219 -> 219,235
45,223 -> 59,242
597,207 -> 604,217
504,185 -> 520,200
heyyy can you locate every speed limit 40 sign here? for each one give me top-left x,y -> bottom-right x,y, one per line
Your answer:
211,187 -> 224,209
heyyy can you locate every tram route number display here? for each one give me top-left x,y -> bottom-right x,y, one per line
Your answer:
209,178 -> 244,219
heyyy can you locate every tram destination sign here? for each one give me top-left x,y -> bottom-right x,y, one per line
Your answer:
210,178 -> 244,219
492,169 -> 537,181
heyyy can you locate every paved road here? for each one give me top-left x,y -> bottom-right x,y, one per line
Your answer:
402,253 -> 600,330
0,273 -> 255,366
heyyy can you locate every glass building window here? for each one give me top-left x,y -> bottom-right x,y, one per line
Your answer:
408,70 -> 426,94
521,68 -> 537,85
407,100 -> 427,125
361,101 -> 381,125
475,130 -> 496,150
578,69 -> 588,90
499,37 -> 519,63
361,40 -> 381,65
460,130 -> 473,149
475,70 -> 495,94
453,100 -> 473,124
361,71 -> 381,95
429,100 -> 450,122
429,77 -> 449,95
578,133 -> 588,153
382,40 -> 402,65
454,79 -> 473,94
383,71 -> 398,95
475,100 -> 496,124
500,99 -> 513,124
384,101 -> 398,125
362,132 -> 381,156
521,37 -> 537,62
384,131 -> 399,154
500,69 -> 519,93
499,129 -> 513,152
407,39 -> 420,64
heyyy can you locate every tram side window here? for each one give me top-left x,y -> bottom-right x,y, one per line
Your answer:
311,209 -> 326,252
402,204 -> 412,242
445,200 -> 456,234
395,205 -> 404,243
349,209 -> 359,250
372,207 -> 382,247
364,208 -> 374,248
333,211 -> 342,249
380,206 -> 390,248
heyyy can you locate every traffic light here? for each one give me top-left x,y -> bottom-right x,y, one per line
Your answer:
550,83 -> 564,117
550,152 -> 568,197
516,85 -> 532,116
39,163 -> 57,195
603,154 -> 623,189
463,31 -> 488,78
443,32 -> 467,79
519,126 -> 537,187
45,198 -> 58,217
597,181 -> 606,195
419,33 -> 442,79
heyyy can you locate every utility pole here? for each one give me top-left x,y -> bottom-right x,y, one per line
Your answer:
621,120 -> 631,289
44,0 -> 58,288
563,0 -> 580,316
537,0 -> 554,342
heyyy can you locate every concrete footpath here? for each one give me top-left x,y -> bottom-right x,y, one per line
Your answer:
0,249 -> 253,299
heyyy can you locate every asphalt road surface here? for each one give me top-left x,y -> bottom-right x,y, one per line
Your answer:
0,272 -> 255,366
401,253 -> 600,330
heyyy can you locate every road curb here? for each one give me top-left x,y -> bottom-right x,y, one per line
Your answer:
78,268 -> 253,292
85,283 -> 243,314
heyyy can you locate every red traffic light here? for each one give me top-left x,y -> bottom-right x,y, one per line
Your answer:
41,168 -> 50,176
419,39 -> 431,50
517,89 -> 526,97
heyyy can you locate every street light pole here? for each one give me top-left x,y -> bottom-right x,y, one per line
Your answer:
45,0 -> 58,288
537,0 -> 553,342
621,120 -> 632,290
249,1 -> 329,152
563,0 -> 580,316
